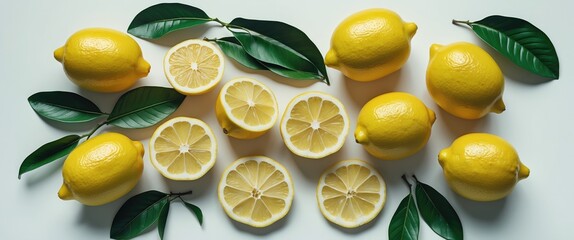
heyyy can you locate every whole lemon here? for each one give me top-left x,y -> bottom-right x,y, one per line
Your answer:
439,133 -> 530,201
325,8 -> 417,82
355,92 -> 435,160
58,132 -> 144,206
54,28 -> 151,93
426,42 -> 505,119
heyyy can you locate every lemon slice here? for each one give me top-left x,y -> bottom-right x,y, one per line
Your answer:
280,91 -> 349,159
317,159 -> 386,228
218,156 -> 294,228
215,78 -> 278,139
163,39 -> 224,95
149,117 -> 217,180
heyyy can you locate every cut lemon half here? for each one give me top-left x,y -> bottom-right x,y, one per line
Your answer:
149,117 -> 217,180
218,156 -> 294,228
163,39 -> 224,95
317,159 -> 386,228
215,78 -> 278,139
280,92 -> 349,159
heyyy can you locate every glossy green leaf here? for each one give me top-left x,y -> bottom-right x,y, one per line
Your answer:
455,15 -> 559,79
28,91 -> 104,123
110,190 -> 169,239
158,202 -> 170,240
106,87 -> 185,129
229,17 -> 329,84
261,62 -> 324,80
182,201 -> 203,226
128,3 -> 212,39
389,193 -> 419,240
214,37 -> 267,70
18,135 -> 81,179
415,180 -> 463,240
231,31 -> 323,80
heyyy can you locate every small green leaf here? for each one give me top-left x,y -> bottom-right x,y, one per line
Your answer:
18,135 -> 81,179
454,15 -> 559,79
231,31 -> 323,80
106,86 -> 185,129
214,37 -> 267,70
182,201 -> 203,226
28,91 -> 104,123
229,17 -> 329,84
110,190 -> 169,239
128,3 -> 212,39
261,62 -> 324,80
389,193 -> 419,240
415,180 -> 463,240
158,202 -> 170,240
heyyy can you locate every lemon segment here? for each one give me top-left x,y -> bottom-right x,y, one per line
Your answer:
317,160 -> 386,228
280,92 -> 349,159
149,117 -> 217,180
164,39 -> 224,95
215,78 -> 278,139
438,133 -> 530,201
218,156 -> 294,228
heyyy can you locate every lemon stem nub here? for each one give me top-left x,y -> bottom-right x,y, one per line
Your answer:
54,47 -> 64,62
518,163 -> 530,180
492,98 -> 506,113
136,58 -> 151,75
58,184 -> 73,200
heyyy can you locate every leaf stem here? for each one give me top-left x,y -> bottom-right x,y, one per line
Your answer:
203,37 -> 218,42
401,174 -> 413,189
169,190 -> 193,197
212,18 -> 229,27
84,122 -> 107,139
452,19 -> 471,27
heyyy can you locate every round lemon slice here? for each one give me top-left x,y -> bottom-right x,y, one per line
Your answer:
280,92 -> 349,159
149,117 -> 217,180
163,39 -> 224,95
215,78 -> 278,139
317,160 -> 386,228
218,156 -> 294,228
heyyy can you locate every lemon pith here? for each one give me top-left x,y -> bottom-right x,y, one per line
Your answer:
149,117 -> 217,181
426,42 -> 505,119
439,133 -> 530,201
355,92 -> 435,160
325,8 -> 417,81
58,132 -> 144,206
54,28 -> 150,93
317,160 -> 386,228
215,78 -> 278,139
280,91 -> 350,159
218,156 -> 294,228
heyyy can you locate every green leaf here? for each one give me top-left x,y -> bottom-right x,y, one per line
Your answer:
128,3 -> 212,39
454,15 -> 559,79
389,193 -> 419,240
261,62 -> 324,80
182,201 -> 203,226
229,17 -> 329,84
231,31 -> 324,80
28,91 -> 104,123
214,37 -> 267,70
110,190 -> 169,239
18,135 -> 81,179
158,202 -> 170,240
415,180 -> 463,240
106,86 -> 185,129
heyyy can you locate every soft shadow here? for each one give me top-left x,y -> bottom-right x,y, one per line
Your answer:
454,194 -> 508,221
437,107 -> 491,139
226,129 -> 275,157
343,70 -> 402,107
228,198 -> 293,235
162,166 -> 216,198
78,200 -> 124,229
143,24 -> 213,47
369,145 -> 430,189
23,159 -> 64,186
290,152 -> 339,182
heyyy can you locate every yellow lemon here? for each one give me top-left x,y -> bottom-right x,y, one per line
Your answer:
215,78 -> 278,139
317,160 -> 386,228
58,132 -> 144,206
325,8 -> 417,81
218,156 -> 294,228
439,133 -> 530,201
280,92 -> 349,159
426,42 -> 505,119
54,28 -> 150,93
355,92 -> 435,160
163,39 -> 224,95
149,117 -> 217,181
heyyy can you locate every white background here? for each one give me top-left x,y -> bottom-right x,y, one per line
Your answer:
2,0 -> 573,239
